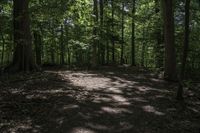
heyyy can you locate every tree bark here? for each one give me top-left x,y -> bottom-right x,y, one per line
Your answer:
111,0 -> 115,64
120,2 -> 125,65
131,0 -> 136,66
155,0 -> 163,69
91,0 -> 98,68
162,0 -> 177,81
60,24 -> 65,65
99,0 -> 105,65
177,0 -> 191,100
34,31 -> 42,66
0,32 -> 5,66
6,0 -> 38,72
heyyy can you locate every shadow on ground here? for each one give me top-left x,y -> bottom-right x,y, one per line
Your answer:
0,67 -> 199,133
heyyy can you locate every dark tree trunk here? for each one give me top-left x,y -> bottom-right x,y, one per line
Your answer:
120,2 -> 125,65
34,31 -> 42,66
6,0 -> 37,72
0,32 -> 5,66
141,28 -> 145,67
131,0 -> 136,66
65,25 -> 70,65
162,0 -> 177,81
155,0 -> 163,69
91,0 -> 98,68
50,23 -> 55,65
60,24 -> 65,65
99,0 -> 105,65
177,0 -> 191,100
111,0 -> 115,64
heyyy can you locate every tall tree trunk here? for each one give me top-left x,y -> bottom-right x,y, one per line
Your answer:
50,23 -> 55,64
105,0 -> 109,65
141,27 -> 145,67
34,31 -> 42,66
177,0 -> 191,100
65,25 -> 70,65
155,0 -> 163,69
6,0 -> 37,72
91,0 -> 98,67
131,0 -> 136,66
120,2 -> 125,65
111,0 -> 115,64
60,24 -> 65,65
0,32 -> 5,66
99,0 -> 105,65
162,0 -> 177,81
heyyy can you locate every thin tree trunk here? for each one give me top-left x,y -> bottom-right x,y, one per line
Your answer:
0,32 -> 5,66
141,28 -> 145,67
60,24 -> 65,65
111,0 -> 115,64
50,23 -> 55,64
177,0 -> 191,100
155,0 -> 163,69
120,2 -> 125,65
34,31 -> 42,66
91,0 -> 98,67
99,0 -> 105,65
65,25 -> 70,65
131,0 -> 136,66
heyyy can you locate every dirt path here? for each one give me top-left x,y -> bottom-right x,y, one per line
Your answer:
0,68 -> 199,133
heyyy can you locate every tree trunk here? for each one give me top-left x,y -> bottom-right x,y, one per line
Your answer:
177,0 -> 191,100
65,25 -> 70,65
99,0 -> 105,65
162,0 -> 177,81
120,2 -> 125,65
155,0 -> 163,69
34,31 -> 42,66
0,32 -> 5,66
60,24 -> 65,65
111,0 -> 115,64
6,0 -> 38,72
131,0 -> 136,66
91,0 -> 98,68
50,23 -> 55,64
141,27 -> 145,67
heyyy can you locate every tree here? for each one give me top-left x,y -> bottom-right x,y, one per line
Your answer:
99,0 -> 105,65
154,0 -> 163,69
60,24 -> 65,65
6,0 -> 38,72
177,0 -> 191,100
91,0 -> 98,67
162,0 -> 177,81
111,0 -> 115,64
131,0 -> 136,66
34,31 -> 42,66
120,1 -> 125,65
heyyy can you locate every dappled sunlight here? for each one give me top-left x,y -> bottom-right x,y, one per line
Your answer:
130,97 -> 148,103
86,123 -> 110,131
1,70 -> 199,133
101,107 -> 132,114
69,127 -> 96,133
107,87 -> 123,94
142,105 -> 165,116
66,72 -> 111,91
135,85 -> 171,94
62,104 -> 79,111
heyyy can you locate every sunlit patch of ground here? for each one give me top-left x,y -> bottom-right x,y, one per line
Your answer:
0,68 -> 200,133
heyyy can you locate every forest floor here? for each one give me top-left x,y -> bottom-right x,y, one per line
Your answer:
0,67 -> 200,133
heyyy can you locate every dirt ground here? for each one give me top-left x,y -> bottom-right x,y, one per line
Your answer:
0,67 -> 200,133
